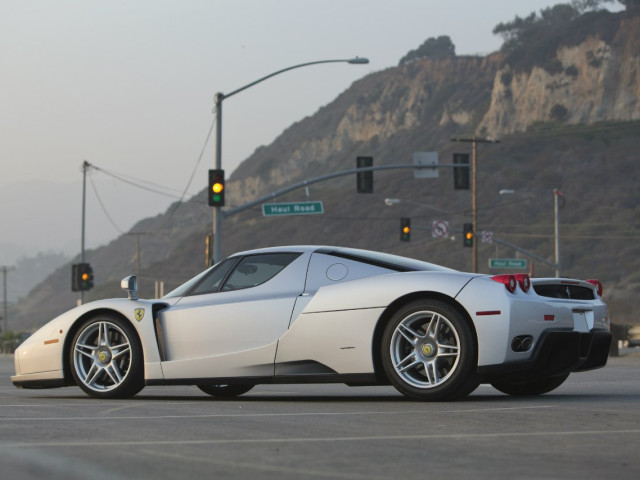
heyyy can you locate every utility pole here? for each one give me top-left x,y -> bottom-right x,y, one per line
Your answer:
1,266 -> 14,333
452,137 -> 500,273
80,160 -> 89,305
125,232 -> 153,281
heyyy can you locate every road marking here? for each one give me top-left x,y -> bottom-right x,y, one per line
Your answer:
1,429 -> 639,449
0,405 -> 554,421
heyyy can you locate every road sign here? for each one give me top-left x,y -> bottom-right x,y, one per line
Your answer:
262,201 -> 324,216
432,220 -> 449,238
413,152 -> 439,178
489,258 -> 528,269
481,230 -> 493,244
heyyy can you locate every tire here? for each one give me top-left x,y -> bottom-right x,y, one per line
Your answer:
69,315 -> 144,399
490,374 -> 569,396
381,300 -> 478,401
197,384 -> 254,398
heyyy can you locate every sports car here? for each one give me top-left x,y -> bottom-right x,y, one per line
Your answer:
11,246 -> 611,401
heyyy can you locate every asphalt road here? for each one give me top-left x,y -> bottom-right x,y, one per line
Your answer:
1,353 -> 639,480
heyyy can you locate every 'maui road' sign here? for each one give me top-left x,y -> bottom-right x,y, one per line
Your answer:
262,201 -> 324,217
489,258 -> 528,269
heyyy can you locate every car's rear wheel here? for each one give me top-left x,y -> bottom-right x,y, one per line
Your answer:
69,315 -> 144,399
197,384 -> 254,398
490,374 -> 569,396
381,300 -> 478,401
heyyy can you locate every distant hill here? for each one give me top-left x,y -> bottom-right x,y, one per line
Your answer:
9,5 -> 640,330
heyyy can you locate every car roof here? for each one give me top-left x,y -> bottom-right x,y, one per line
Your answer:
229,246 -> 454,272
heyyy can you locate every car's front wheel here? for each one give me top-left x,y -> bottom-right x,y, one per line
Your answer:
197,384 -> 254,398
381,300 -> 478,401
490,374 -> 569,396
69,315 -> 144,399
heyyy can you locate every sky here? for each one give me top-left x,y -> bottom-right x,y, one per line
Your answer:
0,0 -> 589,262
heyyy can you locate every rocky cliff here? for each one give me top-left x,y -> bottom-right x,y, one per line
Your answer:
479,14 -> 640,136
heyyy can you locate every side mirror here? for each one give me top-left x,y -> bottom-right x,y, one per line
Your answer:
121,275 -> 138,300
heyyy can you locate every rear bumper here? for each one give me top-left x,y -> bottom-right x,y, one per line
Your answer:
478,329 -> 611,381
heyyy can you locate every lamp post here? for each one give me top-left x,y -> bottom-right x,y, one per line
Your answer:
499,188 -> 564,277
212,57 -> 369,264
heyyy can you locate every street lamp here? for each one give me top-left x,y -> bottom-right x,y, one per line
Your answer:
212,57 -> 370,264
499,188 -> 564,277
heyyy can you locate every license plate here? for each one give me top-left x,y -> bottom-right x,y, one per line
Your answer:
573,309 -> 594,332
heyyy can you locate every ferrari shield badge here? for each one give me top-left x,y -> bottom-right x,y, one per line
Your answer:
134,308 -> 145,322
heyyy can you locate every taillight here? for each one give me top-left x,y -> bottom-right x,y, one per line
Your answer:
491,274 -> 517,293
515,273 -> 531,293
586,279 -> 603,297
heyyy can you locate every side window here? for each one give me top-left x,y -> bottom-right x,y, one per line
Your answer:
221,253 -> 300,292
188,258 -> 237,296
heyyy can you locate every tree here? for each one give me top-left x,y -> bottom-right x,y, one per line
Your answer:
618,0 -> 640,9
493,1 -> 618,51
399,36 -> 456,65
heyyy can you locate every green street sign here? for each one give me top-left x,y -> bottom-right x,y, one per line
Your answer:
489,258 -> 528,269
262,201 -> 324,217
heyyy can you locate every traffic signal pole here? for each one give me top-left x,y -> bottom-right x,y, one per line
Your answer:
81,161 -> 88,304
472,140 -> 478,273
213,93 -> 223,266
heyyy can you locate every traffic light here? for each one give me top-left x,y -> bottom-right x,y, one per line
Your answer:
356,156 -> 373,193
453,153 -> 470,190
208,169 -> 225,206
400,217 -> 411,242
463,223 -> 474,247
72,263 -> 94,291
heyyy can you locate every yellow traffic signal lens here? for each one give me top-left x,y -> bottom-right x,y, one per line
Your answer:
81,273 -> 89,281
466,232 -> 473,239
403,227 -> 411,234
212,183 -> 224,194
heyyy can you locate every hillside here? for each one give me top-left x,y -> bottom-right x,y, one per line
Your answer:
9,6 -> 640,330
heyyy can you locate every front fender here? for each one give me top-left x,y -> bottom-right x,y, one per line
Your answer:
13,298 -> 169,381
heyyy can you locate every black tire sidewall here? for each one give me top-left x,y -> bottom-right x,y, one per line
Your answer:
69,315 -> 144,399
381,300 -> 477,401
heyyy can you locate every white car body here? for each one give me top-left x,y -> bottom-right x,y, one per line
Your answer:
12,246 -> 611,400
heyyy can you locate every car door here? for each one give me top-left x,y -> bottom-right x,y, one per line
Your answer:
158,252 -> 308,380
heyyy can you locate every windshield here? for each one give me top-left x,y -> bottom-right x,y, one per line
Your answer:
162,266 -> 214,298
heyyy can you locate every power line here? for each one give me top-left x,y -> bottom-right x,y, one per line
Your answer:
151,110 -> 217,235
90,165 -> 183,199
82,111 -> 216,241
88,174 -> 125,234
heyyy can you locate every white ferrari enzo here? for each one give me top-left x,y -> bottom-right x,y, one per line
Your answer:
12,246 -> 611,401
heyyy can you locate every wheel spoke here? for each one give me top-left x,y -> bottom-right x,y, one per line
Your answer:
84,364 -> 102,387
395,353 -> 421,373
426,314 -> 442,339
423,360 -> 439,386
74,343 -> 95,359
99,322 -> 111,347
436,343 -> 459,357
397,323 -> 423,345
104,364 -> 121,384
111,344 -> 130,360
